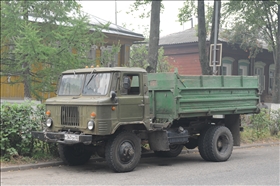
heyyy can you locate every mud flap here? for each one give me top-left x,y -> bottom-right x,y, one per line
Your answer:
225,114 -> 241,146
148,131 -> 169,151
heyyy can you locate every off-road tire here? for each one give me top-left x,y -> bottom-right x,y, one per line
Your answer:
204,126 -> 233,162
198,128 -> 211,161
154,144 -> 184,157
105,131 -> 141,173
58,143 -> 92,166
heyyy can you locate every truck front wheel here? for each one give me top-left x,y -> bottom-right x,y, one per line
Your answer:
105,131 -> 141,172
58,143 -> 92,166
154,144 -> 184,157
199,126 -> 233,162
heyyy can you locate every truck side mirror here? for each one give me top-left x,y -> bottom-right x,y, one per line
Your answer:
123,76 -> 131,89
110,91 -> 117,102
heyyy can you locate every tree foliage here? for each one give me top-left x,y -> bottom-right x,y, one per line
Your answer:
178,0 -> 196,27
129,43 -> 171,73
129,0 -> 164,73
128,0 -> 164,19
1,0 -> 107,100
222,0 -> 279,103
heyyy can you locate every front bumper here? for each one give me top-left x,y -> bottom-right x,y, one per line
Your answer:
31,131 -> 92,145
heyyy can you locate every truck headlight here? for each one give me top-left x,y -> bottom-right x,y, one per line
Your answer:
46,118 -> 53,127
87,120 -> 95,130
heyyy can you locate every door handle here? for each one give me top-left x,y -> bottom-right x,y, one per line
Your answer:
138,104 -> 145,107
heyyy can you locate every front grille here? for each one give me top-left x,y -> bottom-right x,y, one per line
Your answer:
61,106 -> 79,126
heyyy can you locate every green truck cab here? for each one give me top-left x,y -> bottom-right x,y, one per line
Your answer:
32,67 -> 260,172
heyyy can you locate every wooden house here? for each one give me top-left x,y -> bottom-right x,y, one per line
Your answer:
159,28 -> 275,102
0,15 -> 144,102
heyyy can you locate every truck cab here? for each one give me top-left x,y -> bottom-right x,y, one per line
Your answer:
40,67 -> 150,136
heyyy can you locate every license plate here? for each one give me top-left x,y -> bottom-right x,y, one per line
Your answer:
64,134 -> 79,141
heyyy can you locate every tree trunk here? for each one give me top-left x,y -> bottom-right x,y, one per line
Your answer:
23,62 -> 32,99
147,0 -> 161,73
272,3 -> 280,103
23,0 -> 32,100
197,0 -> 209,75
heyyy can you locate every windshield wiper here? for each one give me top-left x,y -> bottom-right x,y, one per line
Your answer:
85,73 -> 97,88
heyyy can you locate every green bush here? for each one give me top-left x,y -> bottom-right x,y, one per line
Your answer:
269,109 -> 280,136
241,108 -> 280,142
250,109 -> 271,138
0,102 -> 58,160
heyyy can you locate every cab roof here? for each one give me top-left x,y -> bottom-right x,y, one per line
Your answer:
62,67 -> 147,74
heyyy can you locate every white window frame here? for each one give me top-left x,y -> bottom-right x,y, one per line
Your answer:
221,57 -> 234,75
254,61 -> 266,92
238,59 -> 250,76
88,45 -> 98,61
269,64 -> 275,94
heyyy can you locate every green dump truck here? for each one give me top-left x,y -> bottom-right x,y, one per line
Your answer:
32,67 -> 260,172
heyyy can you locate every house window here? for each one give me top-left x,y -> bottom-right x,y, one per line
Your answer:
222,64 -> 232,75
88,45 -> 98,61
269,64 -> 275,94
254,61 -> 266,92
221,57 -> 234,75
100,46 -> 118,67
238,59 -> 250,75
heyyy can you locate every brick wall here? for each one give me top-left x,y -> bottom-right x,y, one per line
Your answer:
167,54 -> 201,75
163,43 -> 202,75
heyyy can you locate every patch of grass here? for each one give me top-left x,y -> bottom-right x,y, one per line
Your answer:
241,126 -> 280,144
1,153 -> 60,167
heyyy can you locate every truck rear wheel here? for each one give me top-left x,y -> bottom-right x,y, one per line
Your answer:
58,143 -> 92,166
199,126 -> 233,162
154,144 -> 184,157
198,129 -> 211,161
105,131 -> 141,172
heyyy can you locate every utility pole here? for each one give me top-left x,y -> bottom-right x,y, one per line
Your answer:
212,1 -> 219,75
115,0 -> 117,25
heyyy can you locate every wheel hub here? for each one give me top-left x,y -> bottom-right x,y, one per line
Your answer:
217,140 -> 223,149
119,142 -> 135,163
217,135 -> 229,152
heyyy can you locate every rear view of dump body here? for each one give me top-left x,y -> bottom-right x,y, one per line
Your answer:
148,71 -> 259,121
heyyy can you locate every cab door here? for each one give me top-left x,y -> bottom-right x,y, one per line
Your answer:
118,73 -> 144,122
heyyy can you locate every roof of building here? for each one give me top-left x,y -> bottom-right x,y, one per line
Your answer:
159,27 -> 268,50
87,14 -> 144,40
28,13 -> 144,41
159,27 -> 199,45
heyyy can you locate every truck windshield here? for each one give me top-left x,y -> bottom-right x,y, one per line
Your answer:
58,73 -> 111,96
58,74 -> 85,96
82,73 -> 111,95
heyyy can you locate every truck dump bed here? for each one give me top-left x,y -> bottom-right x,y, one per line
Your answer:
148,71 -> 259,120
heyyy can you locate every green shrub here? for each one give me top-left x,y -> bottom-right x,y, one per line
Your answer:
241,108 -> 280,142
269,109 -> 280,136
250,109 -> 270,138
0,101 -> 58,160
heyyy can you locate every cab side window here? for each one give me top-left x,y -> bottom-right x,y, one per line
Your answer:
121,74 -> 140,95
